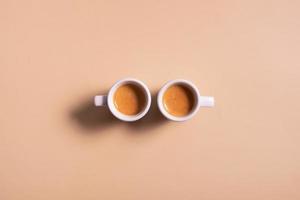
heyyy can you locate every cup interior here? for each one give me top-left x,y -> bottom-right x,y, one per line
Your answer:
107,79 -> 151,121
158,80 -> 200,121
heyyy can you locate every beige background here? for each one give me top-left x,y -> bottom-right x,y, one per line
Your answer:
1,0 -> 300,199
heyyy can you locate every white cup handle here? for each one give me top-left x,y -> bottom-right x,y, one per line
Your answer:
94,95 -> 107,106
199,96 -> 215,107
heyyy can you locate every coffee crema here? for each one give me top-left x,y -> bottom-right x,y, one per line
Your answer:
163,84 -> 195,116
114,84 -> 146,115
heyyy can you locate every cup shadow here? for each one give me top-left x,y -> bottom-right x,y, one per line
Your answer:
69,90 -> 117,133
69,90 -> 168,134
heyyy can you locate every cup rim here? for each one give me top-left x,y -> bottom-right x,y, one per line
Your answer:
107,78 -> 151,122
157,79 -> 201,122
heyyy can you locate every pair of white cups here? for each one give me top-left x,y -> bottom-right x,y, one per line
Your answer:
94,78 -> 214,122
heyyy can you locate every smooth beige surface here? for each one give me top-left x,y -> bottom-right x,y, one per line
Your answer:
1,0 -> 300,199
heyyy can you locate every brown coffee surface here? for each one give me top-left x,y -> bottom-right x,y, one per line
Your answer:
114,84 -> 146,115
163,84 -> 194,116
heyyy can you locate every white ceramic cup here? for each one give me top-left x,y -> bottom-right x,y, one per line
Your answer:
157,79 -> 214,121
94,78 -> 151,122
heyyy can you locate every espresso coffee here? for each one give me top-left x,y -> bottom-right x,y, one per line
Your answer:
114,84 -> 146,115
163,84 -> 195,116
